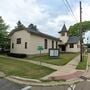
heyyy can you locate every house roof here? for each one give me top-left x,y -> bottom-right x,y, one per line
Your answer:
9,28 -> 61,41
67,36 -> 79,44
58,24 -> 68,33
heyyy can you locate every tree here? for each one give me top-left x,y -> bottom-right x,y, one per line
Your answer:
0,16 -> 9,51
69,21 -> 90,36
37,46 -> 43,55
15,21 -> 25,30
28,23 -> 38,31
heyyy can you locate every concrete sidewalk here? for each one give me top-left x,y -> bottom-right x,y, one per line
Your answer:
0,54 -> 83,80
42,55 -> 84,80
83,53 -> 90,78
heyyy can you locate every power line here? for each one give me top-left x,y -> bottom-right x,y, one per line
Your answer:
63,0 -> 78,22
65,0 -> 78,21
62,0 -> 75,21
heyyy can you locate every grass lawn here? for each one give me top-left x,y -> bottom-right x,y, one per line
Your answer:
0,56 -> 55,79
28,53 -> 78,66
76,55 -> 87,70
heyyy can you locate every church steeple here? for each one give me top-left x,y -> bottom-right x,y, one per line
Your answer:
59,24 -> 69,43
58,24 -> 68,33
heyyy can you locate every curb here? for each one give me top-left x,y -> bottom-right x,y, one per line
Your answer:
8,76 -> 41,83
0,72 -> 6,78
5,76 -> 84,86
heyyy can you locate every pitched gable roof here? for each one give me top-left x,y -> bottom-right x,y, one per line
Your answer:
67,36 -> 79,44
58,24 -> 68,33
27,28 -> 61,41
9,28 -> 61,41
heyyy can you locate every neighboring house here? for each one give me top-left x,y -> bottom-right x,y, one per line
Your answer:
9,24 -> 80,55
58,24 -> 80,52
9,26 -> 61,55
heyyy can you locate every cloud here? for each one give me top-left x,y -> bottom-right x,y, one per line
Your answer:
0,0 -> 90,37
0,0 -> 50,30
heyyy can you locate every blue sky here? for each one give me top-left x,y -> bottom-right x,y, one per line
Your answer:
0,0 -> 90,40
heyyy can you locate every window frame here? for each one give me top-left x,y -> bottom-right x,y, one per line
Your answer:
25,42 -> 27,49
52,40 -> 54,49
44,39 -> 48,49
12,43 -> 14,49
16,38 -> 21,44
69,43 -> 74,48
56,41 -> 58,49
61,32 -> 65,36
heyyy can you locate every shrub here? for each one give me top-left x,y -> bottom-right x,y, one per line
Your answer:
7,53 -> 27,58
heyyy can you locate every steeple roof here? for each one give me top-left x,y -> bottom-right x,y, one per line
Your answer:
58,24 -> 68,33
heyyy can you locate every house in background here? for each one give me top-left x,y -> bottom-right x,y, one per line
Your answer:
59,24 -> 80,52
9,23 -> 80,55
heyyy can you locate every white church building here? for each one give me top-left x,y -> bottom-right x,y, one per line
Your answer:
9,24 -> 80,55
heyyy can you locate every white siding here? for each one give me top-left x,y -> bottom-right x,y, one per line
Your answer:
10,30 -> 31,54
59,33 -> 69,43
66,42 -> 80,52
29,34 -> 58,55
10,30 -> 60,55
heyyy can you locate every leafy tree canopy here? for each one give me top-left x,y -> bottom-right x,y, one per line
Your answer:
0,16 -> 9,48
28,23 -> 38,31
69,21 -> 90,36
14,20 -> 26,30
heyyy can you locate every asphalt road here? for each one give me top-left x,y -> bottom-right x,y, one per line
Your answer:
1,78 -> 90,90
31,85 -> 69,90
75,81 -> 90,90
0,78 -> 69,90
0,78 -> 24,90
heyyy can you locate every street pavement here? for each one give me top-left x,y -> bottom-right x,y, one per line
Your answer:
31,85 -> 69,90
0,78 -> 24,90
75,81 -> 90,90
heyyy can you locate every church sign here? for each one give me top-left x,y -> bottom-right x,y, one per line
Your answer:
49,49 -> 60,58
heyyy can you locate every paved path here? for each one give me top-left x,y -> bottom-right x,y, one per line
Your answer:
0,55 -> 83,80
42,55 -> 84,80
83,53 -> 90,78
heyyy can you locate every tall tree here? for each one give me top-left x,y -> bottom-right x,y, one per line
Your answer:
0,16 -> 9,51
15,21 -> 25,30
28,23 -> 38,31
69,21 -> 90,36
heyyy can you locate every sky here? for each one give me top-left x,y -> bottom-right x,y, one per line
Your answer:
0,0 -> 90,41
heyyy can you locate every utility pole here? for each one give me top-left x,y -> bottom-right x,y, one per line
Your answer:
80,1 -> 83,62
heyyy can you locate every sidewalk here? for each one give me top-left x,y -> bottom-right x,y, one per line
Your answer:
83,53 -> 90,78
42,55 -> 84,80
0,55 -> 84,80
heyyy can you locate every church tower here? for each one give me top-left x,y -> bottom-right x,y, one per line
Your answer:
58,24 -> 69,44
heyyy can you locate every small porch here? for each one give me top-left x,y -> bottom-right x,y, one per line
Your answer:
58,44 -> 67,52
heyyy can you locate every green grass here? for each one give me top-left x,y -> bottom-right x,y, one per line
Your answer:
76,55 -> 87,70
28,53 -> 78,66
0,56 -> 55,79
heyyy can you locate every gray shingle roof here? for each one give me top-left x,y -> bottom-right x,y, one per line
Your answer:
27,28 -> 61,41
67,36 -> 79,44
9,28 -> 61,41
58,24 -> 68,33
